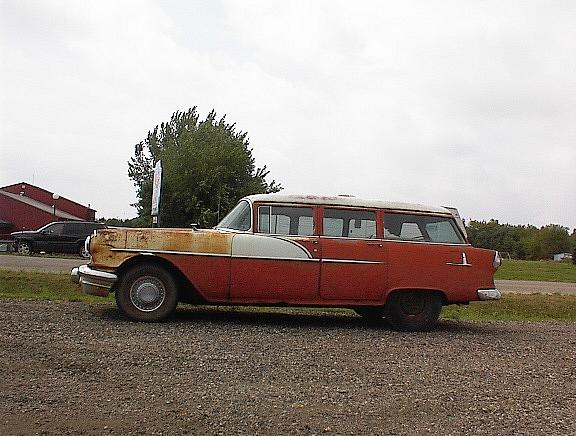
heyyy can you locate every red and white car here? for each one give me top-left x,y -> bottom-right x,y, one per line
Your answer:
72,194 -> 501,331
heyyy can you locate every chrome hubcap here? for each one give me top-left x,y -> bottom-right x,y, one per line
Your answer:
130,276 -> 166,312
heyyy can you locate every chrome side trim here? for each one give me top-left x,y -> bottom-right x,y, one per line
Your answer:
385,239 -> 470,247
111,248 -> 382,264
233,255 -> 320,262
111,248 -> 230,257
321,259 -> 384,265
477,289 -> 501,300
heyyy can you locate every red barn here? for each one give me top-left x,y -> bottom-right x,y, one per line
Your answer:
0,182 -> 96,239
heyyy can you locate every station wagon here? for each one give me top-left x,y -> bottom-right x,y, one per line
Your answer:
71,194 -> 501,331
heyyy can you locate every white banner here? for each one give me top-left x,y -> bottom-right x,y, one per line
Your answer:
151,160 -> 162,217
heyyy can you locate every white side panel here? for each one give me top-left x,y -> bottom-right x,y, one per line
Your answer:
231,234 -> 312,260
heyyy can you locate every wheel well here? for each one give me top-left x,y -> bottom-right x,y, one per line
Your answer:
112,255 -> 205,304
385,289 -> 448,305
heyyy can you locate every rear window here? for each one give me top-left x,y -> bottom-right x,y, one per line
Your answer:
384,213 -> 464,244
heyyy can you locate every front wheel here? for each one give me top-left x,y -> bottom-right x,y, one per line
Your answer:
115,264 -> 178,322
384,291 -> 443,331
17,241 -> 32,255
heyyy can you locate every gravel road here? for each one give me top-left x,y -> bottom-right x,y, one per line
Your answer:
1,300 -> 574,435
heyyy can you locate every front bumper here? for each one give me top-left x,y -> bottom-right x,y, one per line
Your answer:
477,288 -> 501,300
71,265 -> 117,297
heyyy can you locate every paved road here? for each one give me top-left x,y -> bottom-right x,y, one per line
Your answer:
1,254 -> 575,295
0,254 -> 86,273
495,279 -> 576,295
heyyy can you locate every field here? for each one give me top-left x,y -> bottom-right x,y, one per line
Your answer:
495,259 -> 576,282
1,269 -> 575,322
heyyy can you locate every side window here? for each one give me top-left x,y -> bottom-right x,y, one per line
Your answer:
46,223 -> 65,235
384,213 -> 464,243
67,223 -> 84,235
258,206 -> 314,236
323,209 -> 376,238
425,220 -> 464,244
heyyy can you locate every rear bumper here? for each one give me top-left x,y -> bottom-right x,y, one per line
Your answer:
477,288 -> 501,300
71,264 -> 117,297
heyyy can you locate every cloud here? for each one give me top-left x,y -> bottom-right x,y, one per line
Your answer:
1,0 -> 574,228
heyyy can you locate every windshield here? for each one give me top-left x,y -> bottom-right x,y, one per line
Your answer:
36,222 -> 56,232
215,200 -> 252,231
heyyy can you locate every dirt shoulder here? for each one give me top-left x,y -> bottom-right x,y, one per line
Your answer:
0,300 -> 574,435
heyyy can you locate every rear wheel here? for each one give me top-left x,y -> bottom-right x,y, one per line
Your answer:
115,264 -> 178,322
384,291 -> 442,331
17,241 -> 32,255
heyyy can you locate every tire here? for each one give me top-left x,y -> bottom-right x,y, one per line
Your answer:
354,306 -> 385,321
115,264 -> 178,322
384,291 -> 442,332
17,241 -> 32,255
79,244 -> 90,258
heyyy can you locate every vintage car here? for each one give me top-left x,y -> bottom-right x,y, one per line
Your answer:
71,194 -> 501,330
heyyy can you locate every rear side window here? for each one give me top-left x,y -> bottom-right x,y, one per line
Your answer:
258,206 -> 314,236
323,209 -> 376,238
66,223 -> 85,235
384,213 -> 464,244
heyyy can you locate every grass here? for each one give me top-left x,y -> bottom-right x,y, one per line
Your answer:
495,259 -> 576,283
441,293 -> 576,321
0,270 -> 114,303
1,270 -> 575,322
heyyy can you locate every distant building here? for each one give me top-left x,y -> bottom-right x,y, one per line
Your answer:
0,182 -> 96,239
553,252 -> 573,261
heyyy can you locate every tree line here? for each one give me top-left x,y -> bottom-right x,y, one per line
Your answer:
467,220 -> 575,261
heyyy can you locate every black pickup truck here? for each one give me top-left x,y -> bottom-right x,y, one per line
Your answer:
11,221 -> 106,257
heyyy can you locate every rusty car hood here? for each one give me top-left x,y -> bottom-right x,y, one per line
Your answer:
89,227 -> 233,270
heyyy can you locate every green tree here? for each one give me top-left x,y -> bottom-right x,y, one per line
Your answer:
527,224 -> 572,260
98,217 -> 147,228
128,108 -> 281,227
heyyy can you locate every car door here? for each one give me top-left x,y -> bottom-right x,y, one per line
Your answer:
383,212 -> 473,300
62,222 -> 83,253
319,208 -> 386,301
37,222 -> 66,253
229,204 -> 321,302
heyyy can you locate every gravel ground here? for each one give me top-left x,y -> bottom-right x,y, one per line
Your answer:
0,300 -> 574,435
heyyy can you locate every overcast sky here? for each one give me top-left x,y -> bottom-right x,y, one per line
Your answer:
1,0 -> 575,228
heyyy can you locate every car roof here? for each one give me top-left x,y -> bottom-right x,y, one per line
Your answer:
243,194 -> 451,215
